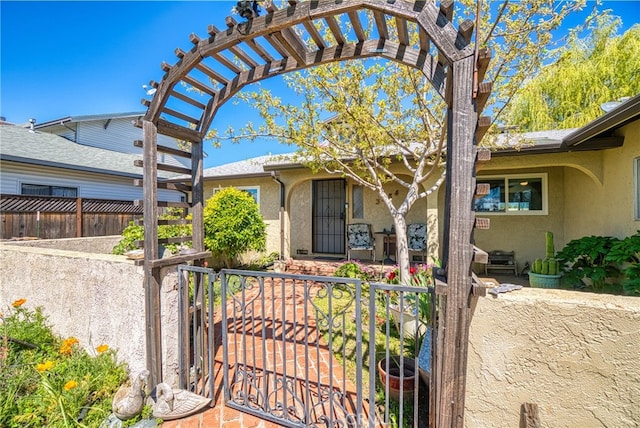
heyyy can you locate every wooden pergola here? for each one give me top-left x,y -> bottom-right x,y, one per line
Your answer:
137,1 -> 492,426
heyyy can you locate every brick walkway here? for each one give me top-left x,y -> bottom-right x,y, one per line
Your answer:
161,261 -> 381,428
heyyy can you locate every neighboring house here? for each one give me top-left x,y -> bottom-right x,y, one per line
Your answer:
34,112 -> 190,168
0,122 -> 184,202
186,95 -> 640,270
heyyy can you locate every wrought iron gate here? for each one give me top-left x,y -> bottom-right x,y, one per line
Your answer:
177,265 -> 437,428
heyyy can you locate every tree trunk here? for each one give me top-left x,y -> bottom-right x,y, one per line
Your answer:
392,215 -> 410,282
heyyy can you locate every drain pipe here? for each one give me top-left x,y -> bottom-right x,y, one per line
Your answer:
271,171 -> 285,260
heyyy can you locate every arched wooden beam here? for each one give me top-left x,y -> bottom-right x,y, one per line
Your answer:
143,0 -> 474,140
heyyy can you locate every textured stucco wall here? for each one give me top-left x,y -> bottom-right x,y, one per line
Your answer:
2,235 -> 123,254
0,243 -> 180,386
564,120 -> 640,241
466,288 -> 640,427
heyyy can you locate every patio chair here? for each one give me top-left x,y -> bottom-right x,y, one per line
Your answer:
347,223 -> 375,261
407,223 -> 428,262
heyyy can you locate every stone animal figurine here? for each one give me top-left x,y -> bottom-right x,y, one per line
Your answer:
112,369 -> 150,420
152,382 -> 211,421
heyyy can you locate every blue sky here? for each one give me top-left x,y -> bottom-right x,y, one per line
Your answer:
1,1 -> 638,168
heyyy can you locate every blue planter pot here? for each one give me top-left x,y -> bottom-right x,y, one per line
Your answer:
529,272 -> 561,288
418,327 -> 432,384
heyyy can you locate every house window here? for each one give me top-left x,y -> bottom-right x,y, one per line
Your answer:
474,174 -> 547,215
635,158 -> 640,220
212,186 -> 260,206
21,183 -> 77,197
352,185 -> 364,219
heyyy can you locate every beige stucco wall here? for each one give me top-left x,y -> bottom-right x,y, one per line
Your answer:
0,241 -> 181,386
564,120 -> 640,241
466,288 -> 640,427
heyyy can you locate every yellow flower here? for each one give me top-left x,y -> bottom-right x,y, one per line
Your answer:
96,344 -> 109,354
36,360 -> 55,372
12,298 -> 27,308
59,337 -> 79,355
63,380 -> 78,391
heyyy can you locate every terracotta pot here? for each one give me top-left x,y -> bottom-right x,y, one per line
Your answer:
378,356 -> 416,401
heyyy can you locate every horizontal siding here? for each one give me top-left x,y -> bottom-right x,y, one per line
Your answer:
76,119 -> 189,167
1,161 -> 183,202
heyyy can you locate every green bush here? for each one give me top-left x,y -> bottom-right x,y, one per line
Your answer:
203,188 -> 266,268
557,235 -> 621,292
1,299 -> 130,427
333,261 -> 375,281
606,230 -> 640,295
112,208 -> 192,255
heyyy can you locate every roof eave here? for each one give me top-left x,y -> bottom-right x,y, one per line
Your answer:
561,94 -> 640,149
1,156 -> 144,179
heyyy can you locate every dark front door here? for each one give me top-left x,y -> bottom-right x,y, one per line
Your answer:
312,179 -> 346,254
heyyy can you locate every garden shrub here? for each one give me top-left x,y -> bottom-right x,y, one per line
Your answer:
557,235 -> 621,292
605,230 -> 640,295
203,187 -> 266,268
1,299 -> 132,427
333,261 -> 375,281
112,208 -> 192,255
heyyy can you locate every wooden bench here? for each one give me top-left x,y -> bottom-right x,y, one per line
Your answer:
484,250 -> 518,276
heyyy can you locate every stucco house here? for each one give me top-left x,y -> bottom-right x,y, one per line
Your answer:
0,119 -> 184,202
189,95 -> 640,270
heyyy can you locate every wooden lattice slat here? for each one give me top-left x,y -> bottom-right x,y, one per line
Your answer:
347,11 -> 366,42
324,15 -> 346,45
302,20 -> 327,49
373,10 -> 389,40
396,16 -> 409,46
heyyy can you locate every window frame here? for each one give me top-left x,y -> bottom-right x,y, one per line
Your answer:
474,173 -> 548,215
351,184 -> 364,219
635,157 -> 640,220
212,185 -> 260,206
21,183 -> 78,198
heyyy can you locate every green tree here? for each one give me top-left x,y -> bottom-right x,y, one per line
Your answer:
203,187 -> 266,268
212,0 -> 584,281
506,13 -> 640,131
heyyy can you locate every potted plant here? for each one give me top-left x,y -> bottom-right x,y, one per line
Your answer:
377,355 -> 417,401
529,231 -> 563,288
383,263 -> 436,386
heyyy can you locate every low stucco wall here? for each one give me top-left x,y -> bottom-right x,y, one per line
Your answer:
2,235 -> 123,254
0,242 -> 180,386
466,288 -> 640,427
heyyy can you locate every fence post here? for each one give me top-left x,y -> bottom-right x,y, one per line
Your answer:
76,197 -> 83,237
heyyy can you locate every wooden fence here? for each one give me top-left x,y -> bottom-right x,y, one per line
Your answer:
0,194 -> 143,240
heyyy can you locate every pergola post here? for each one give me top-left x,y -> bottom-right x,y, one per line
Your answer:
142,120 -> 163,387
436,54 -> 477,427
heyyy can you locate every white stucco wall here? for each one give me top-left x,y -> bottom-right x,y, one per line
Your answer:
466,288 -> 640,427
0,241 -> 180,386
